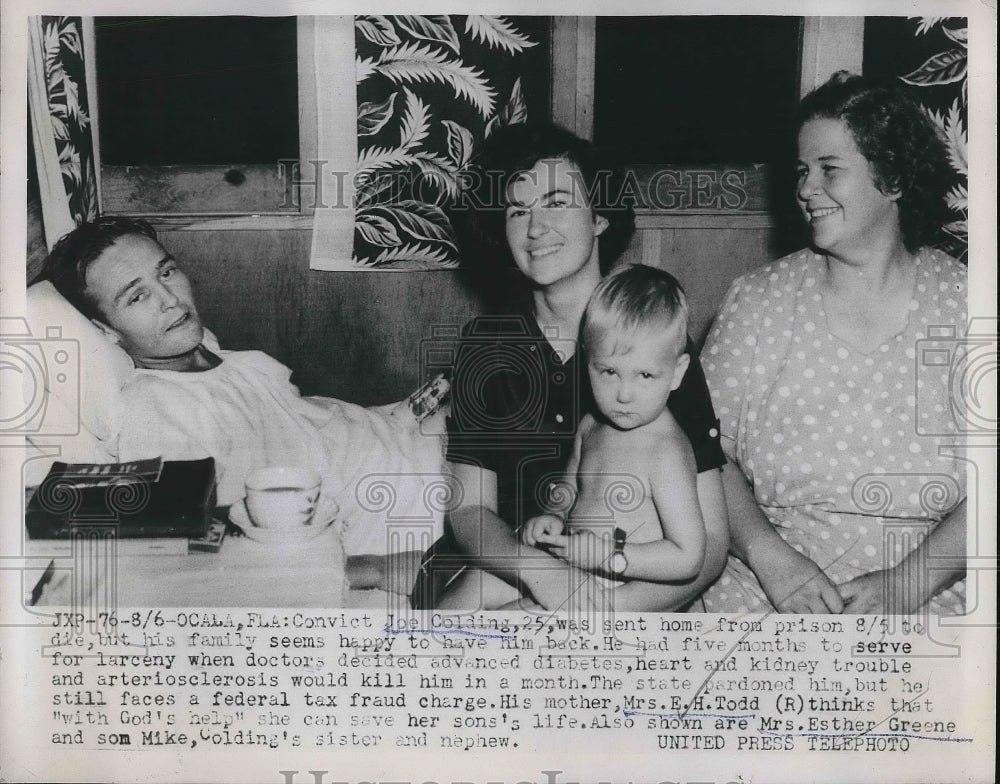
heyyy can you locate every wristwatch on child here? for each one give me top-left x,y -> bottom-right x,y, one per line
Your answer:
608,527 -> 628,576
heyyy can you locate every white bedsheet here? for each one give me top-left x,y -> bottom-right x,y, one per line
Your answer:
115,349 -> 447,556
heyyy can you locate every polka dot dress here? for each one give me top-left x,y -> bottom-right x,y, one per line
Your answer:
702,248 -> 967,615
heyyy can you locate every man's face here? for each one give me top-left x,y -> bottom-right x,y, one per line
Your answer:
85,234 -> 204,364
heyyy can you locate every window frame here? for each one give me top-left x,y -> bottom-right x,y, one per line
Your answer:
551,16 -> 863,230
84,15 -> 863,232
85,16 -> 316,231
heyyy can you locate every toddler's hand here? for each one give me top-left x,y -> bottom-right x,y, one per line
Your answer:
521,513 -> 564,547
548,529 -> 613,573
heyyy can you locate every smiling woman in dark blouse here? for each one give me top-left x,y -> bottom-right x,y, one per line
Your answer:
415,123 -> 728,612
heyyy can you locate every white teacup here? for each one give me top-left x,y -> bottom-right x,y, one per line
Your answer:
244,467 -> 322,529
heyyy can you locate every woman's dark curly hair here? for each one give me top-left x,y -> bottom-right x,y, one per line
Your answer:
797,71 -> 951,253
456,122 -> 635,275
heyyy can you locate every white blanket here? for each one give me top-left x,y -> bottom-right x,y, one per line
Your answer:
115,349 -> 446,556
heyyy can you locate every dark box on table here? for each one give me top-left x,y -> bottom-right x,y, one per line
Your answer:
26,458 -> 216,540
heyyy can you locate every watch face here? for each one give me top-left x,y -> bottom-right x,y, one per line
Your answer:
609,551 -> 627,575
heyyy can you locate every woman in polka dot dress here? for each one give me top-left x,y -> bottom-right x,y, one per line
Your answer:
701,72 -> 967,616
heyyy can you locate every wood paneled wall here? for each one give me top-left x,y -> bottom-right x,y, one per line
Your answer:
158,228 -> 483,405
158,216 -> 779,406
622,214 -> 778,345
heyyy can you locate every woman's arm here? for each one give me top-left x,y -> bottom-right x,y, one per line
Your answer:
838,500 -> 967,614
719,441 -> 844,614
448,462 -> 729,613
700,272 -> 845,613
446,461 -> 604,613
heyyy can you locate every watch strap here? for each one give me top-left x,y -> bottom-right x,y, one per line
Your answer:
610,527 -> 628,575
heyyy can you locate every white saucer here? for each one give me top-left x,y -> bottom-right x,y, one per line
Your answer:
229,498 -> 338,545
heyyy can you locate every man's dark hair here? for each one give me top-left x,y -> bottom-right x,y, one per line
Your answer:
797,71 -> 952,253
457,122 -> 635,275
41,216 -> 159,321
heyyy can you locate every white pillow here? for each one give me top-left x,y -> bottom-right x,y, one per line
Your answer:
23,281 -> 135,484
25,281 -> 134,437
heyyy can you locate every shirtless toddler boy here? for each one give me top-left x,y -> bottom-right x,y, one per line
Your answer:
437,264 -> 708,610
521,264 -> 707,589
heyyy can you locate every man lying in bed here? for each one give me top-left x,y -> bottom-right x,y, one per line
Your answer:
40,216 -> 439,590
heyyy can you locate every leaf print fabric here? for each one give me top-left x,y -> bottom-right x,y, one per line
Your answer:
39,16 -> 98,226
352,15 -> 537,269
902,18 -> 968,261
866,17 -> 968,261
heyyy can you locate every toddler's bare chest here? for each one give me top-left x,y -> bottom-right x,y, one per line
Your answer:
573,439 -> 657,538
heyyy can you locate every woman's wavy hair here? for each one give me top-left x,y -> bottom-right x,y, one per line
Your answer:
797,71 -> 951,253
456,122 -> 635,275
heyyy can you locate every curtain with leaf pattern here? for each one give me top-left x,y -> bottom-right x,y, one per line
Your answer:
28,16 -> 99,250
899,17 -> 968,261
310,15 -> 537,271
